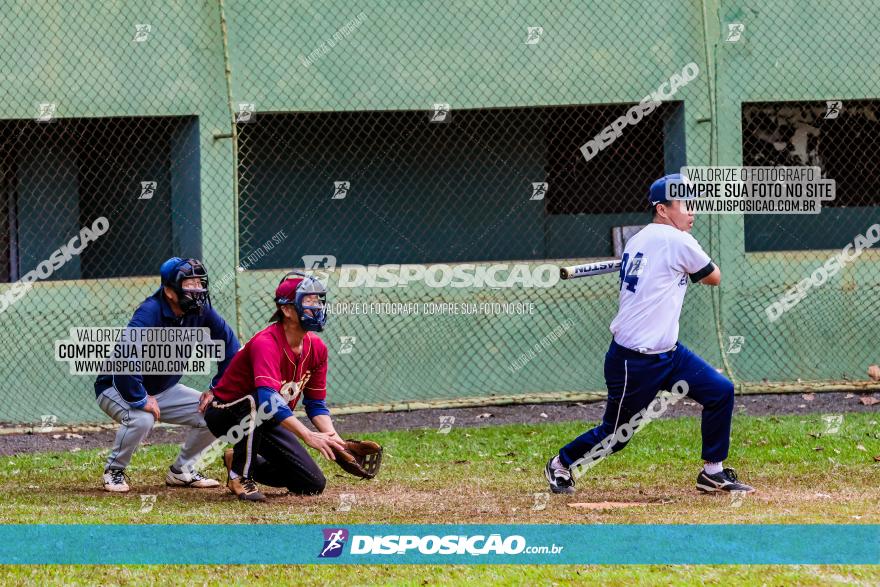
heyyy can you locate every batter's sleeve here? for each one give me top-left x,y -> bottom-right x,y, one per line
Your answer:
671,231 -> 714,279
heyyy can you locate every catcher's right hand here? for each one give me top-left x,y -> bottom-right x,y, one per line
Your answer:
332,439 -> 383,479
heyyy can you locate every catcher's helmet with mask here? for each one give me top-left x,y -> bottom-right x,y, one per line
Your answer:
273,271 -> 328,331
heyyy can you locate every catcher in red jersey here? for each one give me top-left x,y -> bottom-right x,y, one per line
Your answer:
202,271 -> 382,502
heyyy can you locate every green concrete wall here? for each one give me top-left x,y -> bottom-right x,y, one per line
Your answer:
713,0 -> 880,382
0,1 -> 877,424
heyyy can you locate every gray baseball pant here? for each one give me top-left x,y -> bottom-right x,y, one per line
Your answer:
97,383 -> 216,472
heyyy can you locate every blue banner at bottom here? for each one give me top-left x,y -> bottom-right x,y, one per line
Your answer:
0,525 -> 876,564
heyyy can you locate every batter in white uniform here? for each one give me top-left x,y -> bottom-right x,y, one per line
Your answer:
545,174 -> 755,496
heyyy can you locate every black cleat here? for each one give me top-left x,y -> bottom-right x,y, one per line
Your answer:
696,467 -> 755,494
545,456 -> 575,495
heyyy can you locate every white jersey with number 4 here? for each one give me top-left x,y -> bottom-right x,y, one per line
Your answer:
609,223 -> 712,353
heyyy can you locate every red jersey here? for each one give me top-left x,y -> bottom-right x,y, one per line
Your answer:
211,322 -> 327,410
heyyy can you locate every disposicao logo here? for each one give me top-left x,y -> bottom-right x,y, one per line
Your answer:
319,528 -> 349,558
349,534 -> 528,555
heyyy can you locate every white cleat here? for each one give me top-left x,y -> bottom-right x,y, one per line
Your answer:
165,467 -> 221,488
102,469 -> 130,493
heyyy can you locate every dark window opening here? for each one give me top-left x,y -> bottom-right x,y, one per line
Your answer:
0,116 -> 201,280
743,101 -> 880,252
237,103 -> 678,266
546,102 -> 676,215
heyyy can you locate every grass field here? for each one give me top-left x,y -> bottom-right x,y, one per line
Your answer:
0,411 -> 877,584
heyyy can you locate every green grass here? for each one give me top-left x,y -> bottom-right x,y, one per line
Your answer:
0,412 -> 878,584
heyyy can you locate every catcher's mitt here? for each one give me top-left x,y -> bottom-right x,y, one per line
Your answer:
332,439 -> 383,479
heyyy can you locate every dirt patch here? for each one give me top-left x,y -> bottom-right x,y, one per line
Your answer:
568,501 -> 654,510
0,391 -> 876,456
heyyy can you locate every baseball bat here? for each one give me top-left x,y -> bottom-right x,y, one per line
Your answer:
559,259 -> 622,280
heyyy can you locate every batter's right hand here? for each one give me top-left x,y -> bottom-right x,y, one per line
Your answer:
143,396 -> 160,422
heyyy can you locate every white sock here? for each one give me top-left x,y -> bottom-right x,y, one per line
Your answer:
551,455 -> 565,470
704,461 -> 723,475
229,469 -> 239,479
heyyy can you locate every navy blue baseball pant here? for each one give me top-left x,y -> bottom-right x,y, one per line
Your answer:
558,340 -> 734,468
204,394 -> 326,495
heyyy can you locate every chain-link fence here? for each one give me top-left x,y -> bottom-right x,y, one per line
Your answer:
0,1 -> 878,424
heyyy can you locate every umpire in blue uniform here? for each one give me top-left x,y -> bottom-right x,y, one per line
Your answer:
95,257 -> 240,492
